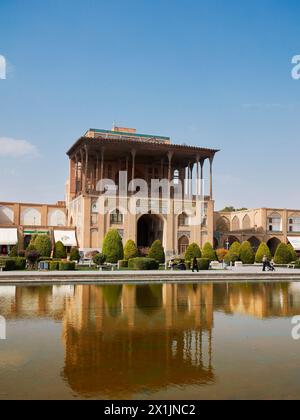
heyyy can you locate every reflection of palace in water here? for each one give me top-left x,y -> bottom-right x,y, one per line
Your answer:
1,282 -> 300,398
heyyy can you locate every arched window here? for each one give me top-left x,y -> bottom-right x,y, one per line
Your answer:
268,213 -> 282,232
21,208 -> 41,226
232,216 -> 240,231
242,215 -> 251,230
110,209 -> 123,225
178,213 -> 189,227
289,216 -> 300,233
216,217 -> 230,232
0,206 -> 14,224
178,236 -> 189,255
48,209 -> 66,227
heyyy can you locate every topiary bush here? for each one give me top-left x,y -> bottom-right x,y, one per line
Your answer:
93,253 -> 106,266
128,257 -> 159,271
197,258 -> 210,270
184,243 -> 201,261
70,247 -> 81,262
3,259 -> 16,271
274,243 -> 292,265
49,261 -> 59,271
54,241 -> 67,259
255,242 -> 272,263
229,241 -> 241,255
239,241 -> 255,264
124,240 -> 139,261
224,251 -> 240,265
288,244 -> 298,262
14,257 -> 26,270
148,240 -> 165,263
102,230 -> 124,263
59,261 -> 76,271
34,235 -> 52,258
118,260 -> 129,269
202,242 -> 217,262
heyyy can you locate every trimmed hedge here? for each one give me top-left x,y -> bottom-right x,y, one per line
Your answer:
118,260 -> 129,269
124,240 -> 139,261
102,229 -> 124,263
34,235 -> 52,258
288,244 -> 298,262
185,243 -> 201,261
128,258 -> 159,271
0,257 -> 26,271
255,242 -> 272,263
50,261 -> 59,271
274,243 -> 293,265
70,247 -> 80,262
59,261 -> 76,271
54,241 -> 67,259
14,257 -> 26,270
239,241 -> 255,264
148,240 -> 165,263
201,242 -> 217,262
224,251 -> 240,265
1,259 -> 16,271
93,253 -> 106,266
197,258 -> 210,270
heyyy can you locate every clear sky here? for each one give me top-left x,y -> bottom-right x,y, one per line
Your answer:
0,0 -> 300,210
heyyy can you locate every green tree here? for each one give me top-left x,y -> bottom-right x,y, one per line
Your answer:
102,229 -> 124,263
54,241 -> 67,259
255,242 -> 272,263
224,241 -> 241,265
239,241 -> 255,264
148,240 -> 165,263
201,242 -> 217,262
274,243 -> 292,264
184,243 -> 201,261
229,241 -> 241,254
70,247 -> 80,262
287,244 -> 298,262
124,240 -> 139,261
34,235 -> 52,258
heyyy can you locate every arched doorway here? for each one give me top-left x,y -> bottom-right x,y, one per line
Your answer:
267,237 -> 281,256
137,214 -> 164,249
248,236 -> 261,252
226,236 -> 240,247
178,235 -> 189,255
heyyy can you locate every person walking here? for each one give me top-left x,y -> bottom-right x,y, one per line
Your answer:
262,255 -> 268,272
192,257 -> 199,273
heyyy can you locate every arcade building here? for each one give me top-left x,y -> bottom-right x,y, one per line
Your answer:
0,126 -> 300,256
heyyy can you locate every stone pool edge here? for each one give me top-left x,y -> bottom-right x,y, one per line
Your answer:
1,270 -> 300,285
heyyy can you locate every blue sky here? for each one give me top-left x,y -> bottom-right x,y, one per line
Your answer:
0,0 -> 300,210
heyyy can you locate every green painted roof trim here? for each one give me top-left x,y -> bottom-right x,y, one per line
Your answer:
88,128 -> 170,141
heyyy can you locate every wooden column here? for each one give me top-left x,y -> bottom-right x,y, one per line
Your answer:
209,155 -> 214,200
84,146 -> 89,193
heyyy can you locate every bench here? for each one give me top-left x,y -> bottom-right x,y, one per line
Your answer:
99,264 -> 118,271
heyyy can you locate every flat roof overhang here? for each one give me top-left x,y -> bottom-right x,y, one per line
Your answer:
67,136 -> 220,165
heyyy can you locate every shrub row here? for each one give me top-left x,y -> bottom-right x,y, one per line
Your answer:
0,257 -> 26,271
49,261 -> 76,271
128,258 -> 159,271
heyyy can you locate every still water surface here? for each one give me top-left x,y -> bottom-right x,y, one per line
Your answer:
0,281 -> 300,400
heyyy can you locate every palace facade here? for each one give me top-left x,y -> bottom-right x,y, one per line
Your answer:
0,125 -> 300,256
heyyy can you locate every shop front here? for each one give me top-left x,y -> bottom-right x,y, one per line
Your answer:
0,228 -> 18,255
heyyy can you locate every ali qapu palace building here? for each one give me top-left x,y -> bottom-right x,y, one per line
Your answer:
0,126 -> 300,257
